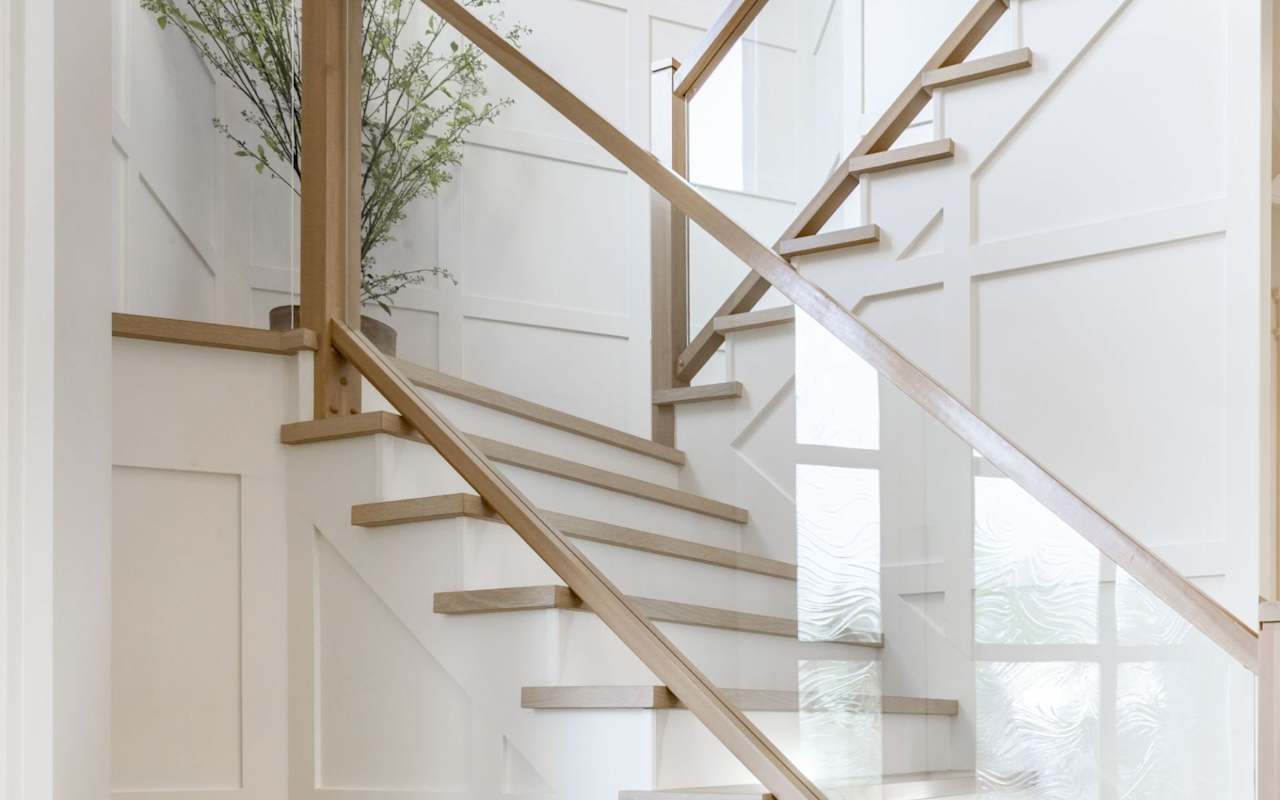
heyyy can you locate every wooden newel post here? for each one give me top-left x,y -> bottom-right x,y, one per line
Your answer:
301,0 -> 363,418
650,58 -> 689,447
1263,603 -> 1280,798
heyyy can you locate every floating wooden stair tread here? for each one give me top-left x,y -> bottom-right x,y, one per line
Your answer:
776,225 -> 880,259
112,312 -> 318,355
712,306 -> 795,335
352,493 -> 795,580
281,412 -> 747,522
521,686 -> 958,715
434,585 -> 884,645
921,47 -> 1033,91
390,357 -> 685,465
652,382 -> 743,407
846,139 -> 954,177
619,771 -> 977,800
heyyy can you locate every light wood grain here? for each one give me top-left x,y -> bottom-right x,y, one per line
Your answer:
391,356 -> 686,464
351,492 -> 796,579
713,306 -> 795,335
1262,610 -> 1280,799
678,0 -> 1011,381
417,0 -> 1258,674
433,585 -> 883,644
921,47 -> 1032,91
651,59 -> 691,447
521,686 -> 958,715
673,0 -> 772,100
300,0 -> 362,416
653,382 -> 743,406
467,434 -> 748,523
281,413 -> 747,522
332,319 -> 817,800
619,772 -> 978,800
111,313 -> 318,354
776,226 -> 880,259
845,139 -> 954,176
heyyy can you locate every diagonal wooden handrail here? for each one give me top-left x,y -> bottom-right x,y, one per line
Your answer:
330,320 -> 826,800
417,0 -> 1260,682
673,0 -> 772,100
676,0 -> 1011,384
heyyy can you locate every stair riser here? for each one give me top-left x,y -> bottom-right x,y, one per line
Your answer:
457,521 -> 796,617
363,384 -> 682,486
553,610 -> 880,692
654,711 -> 957,790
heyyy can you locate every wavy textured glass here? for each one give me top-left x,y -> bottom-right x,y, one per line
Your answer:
976,660 -> 1099,798
974,473 -> 1099,645
797,465 -> 881,643
797,660 -> 882,787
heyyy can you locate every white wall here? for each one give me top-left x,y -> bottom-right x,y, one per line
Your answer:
795,0 -> 1270,629
115,0 -> 810,438
2,0 -> 114,798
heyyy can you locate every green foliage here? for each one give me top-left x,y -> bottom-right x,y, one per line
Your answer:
140,0 -> 528,313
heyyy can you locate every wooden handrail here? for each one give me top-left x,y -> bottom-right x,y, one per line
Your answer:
331,319 -> 825,800
676,0 -> 1011,383
416,0 -> 1260,678
673,0 -> 772,100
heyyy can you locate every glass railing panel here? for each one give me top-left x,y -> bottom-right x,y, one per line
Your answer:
360,5 -> 1256,800
792,308 -> 1255,798
119,0 -> 302,330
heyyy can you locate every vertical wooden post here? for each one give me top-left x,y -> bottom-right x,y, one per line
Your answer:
301,0 -> 363,418
650,59 -> 689,447
1262,603 -> 1280,798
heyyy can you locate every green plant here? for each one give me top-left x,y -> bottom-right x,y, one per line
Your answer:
142,0 -> 528,314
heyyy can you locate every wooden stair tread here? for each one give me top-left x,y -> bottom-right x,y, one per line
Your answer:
845,139 -> 954,177
390,357 -> 685,465
352,493 -> 795,579
712,306 -> 795,335
777,225 -> 880,259
521,685 -> 958,716
619,771 -> 977,800
434,585 -> 884,645
281,413 -> 748,523
652,382 -> 743,407
921,47 -> 1033,91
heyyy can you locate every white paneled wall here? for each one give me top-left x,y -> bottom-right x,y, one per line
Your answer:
794,0 -> 1268,630
114,0 -> 811,433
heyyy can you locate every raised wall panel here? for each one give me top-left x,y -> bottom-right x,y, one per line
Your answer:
461,145 -> 630,315
127,177 -> 217,322
483,0 -> 629,142
461,316 -> 631,430
974,0 -> 1226,243
129,1 -> 219,254
316,536 -> 471,791
111,466 -> 243,792
974,235 -> 1228,550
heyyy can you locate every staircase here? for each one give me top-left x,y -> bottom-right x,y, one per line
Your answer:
274,346 -> 972,796
106,0 -> 1268,798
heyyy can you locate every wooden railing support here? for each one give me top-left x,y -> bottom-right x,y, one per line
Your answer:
650,59 -> 690,447
1263,603 -> 1280,798
330,319 -> 826,800
301,0 -> 363,418
416,0 -> 1260,677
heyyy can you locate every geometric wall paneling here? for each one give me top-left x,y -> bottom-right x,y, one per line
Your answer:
315,534 -> 472,792
732,377 -> 798,505
973,234 -> 1229,554
974,0 -> 1224,243
896,209 -> 945,262
461,316 -> 631,430
112,466 -> 244,793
